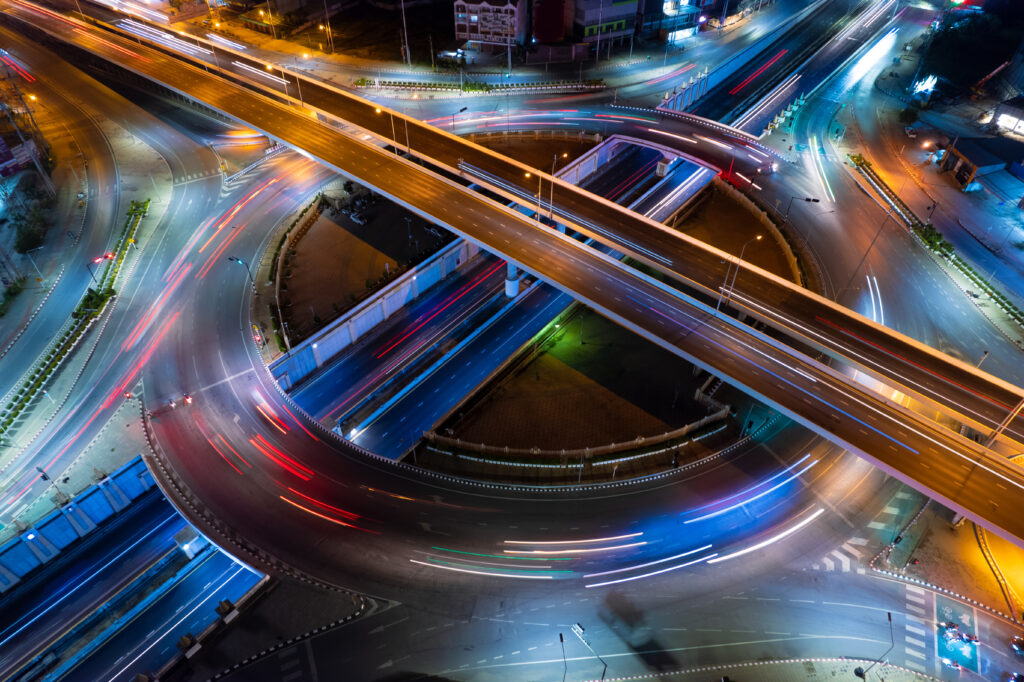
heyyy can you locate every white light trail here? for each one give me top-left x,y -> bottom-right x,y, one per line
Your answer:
504,532 -> 643,545
708,508 -> 825,563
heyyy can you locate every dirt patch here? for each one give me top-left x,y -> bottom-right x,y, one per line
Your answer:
671,186 -> 793,280
453,308 -> 707,449
282,196 -> 447,339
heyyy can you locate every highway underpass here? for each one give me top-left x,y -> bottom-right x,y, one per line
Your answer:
8,1 -> 1024,559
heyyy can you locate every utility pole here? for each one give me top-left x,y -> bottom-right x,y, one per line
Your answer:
2,80 -> 55,197
265,0 -> 277,39
321,0 -> 335,52
400,0 -> 411,66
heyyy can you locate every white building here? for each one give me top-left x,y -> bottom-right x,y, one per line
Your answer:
454,0 -> 527,47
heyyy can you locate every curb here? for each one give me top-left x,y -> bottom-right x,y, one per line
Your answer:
0,265 -> 66,361
206,595 -> 369,681
581,657 -> 942,681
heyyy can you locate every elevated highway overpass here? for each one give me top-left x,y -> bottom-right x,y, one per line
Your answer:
30,0 -> 1024,458
8,1 -> 1024,549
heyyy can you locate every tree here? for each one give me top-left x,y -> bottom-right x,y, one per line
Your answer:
898,107 -> 919,124
922,12 -> 1024,92
10,206 -> 46,254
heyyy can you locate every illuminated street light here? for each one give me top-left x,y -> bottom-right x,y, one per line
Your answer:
717,235 -> 762,313
86,252 -> 114,284
375,107 -> 400,154
227,256 -> 258,294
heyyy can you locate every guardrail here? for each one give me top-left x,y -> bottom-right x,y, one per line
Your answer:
353,77 -> 605,94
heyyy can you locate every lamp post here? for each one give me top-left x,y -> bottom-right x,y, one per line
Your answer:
375,107 -> 398,152
451,106 -> 468,132
86,252 -> 114,285
25,246 -> 44,284
36,466 -> 69,502
717,234 -> 761,312
855,612 -> 893,679
841,208 -> 895,295
785,195 -> 819,218
525,172 -> 542,222
399,0 -> 411,66
227,256 -> 257,294
549,152 -> 567,219
321,0 -> 334,52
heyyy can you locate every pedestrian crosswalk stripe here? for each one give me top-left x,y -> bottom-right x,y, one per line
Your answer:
905,647 -> 926,659
906,625 -> 926,636
867,521 -> 886,529
906,636 -> 925,648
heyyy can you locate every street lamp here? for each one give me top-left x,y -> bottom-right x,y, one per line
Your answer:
451,106 -> 468,132
36,465 -> 69,502
375,107 -> 399,153
290,57 -> 306,105
86,252 -> 114,285
548,152 -> 567,219
786,195 -> 819,218
855,612 -> 893,679
25,246 -> 44,284
841,208 -> 895,294
525,172 -> 542,222
227,256 -> 257,294
717,235 -> 762,312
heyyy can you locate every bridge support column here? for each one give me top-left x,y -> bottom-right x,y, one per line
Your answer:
505,262 -> 519,297
656,155 -> 673,177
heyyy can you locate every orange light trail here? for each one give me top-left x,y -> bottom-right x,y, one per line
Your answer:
285,487 -> 361,519
197,177 -> 277,254
122,262 -> 191,351
279,496 -> 378,533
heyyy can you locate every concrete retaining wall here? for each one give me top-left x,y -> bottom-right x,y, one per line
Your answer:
270,239 -> 480,390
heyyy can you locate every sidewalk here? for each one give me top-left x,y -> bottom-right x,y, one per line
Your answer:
0,115 -> 173,470
0,98 -> 88,353
586,658 -> 939,681
0,398 -> 148,543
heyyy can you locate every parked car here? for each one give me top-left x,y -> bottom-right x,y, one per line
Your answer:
350,213 -> 367,226
904,126 -> 918,138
